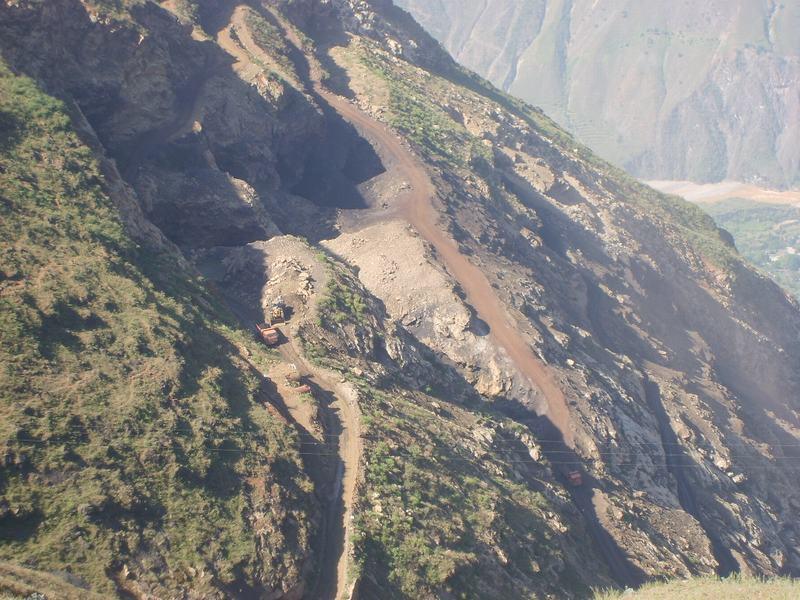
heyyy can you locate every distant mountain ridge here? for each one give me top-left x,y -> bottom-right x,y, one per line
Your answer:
396,0 -> 800,189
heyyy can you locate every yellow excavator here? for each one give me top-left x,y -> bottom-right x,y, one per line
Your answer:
269,296 -> 287,325
270,305 -> 286,324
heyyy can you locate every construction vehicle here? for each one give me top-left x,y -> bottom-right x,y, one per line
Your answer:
269,296 -> 287,325
256,324 -> 281,347
270,305 -> 286,325
567,470 -> 583,487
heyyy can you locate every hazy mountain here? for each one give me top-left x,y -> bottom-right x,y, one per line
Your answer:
396,0 -> 800,189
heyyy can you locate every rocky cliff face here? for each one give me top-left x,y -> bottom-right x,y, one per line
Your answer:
315,8 -> 800,578
2,0 -> 800,597
395,0 -> 800,189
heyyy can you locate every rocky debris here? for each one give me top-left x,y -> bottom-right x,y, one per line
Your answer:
323,220 -> 545,404
323,0 -> 450,71
325,4 -> 800,580
262,255 -> 318,311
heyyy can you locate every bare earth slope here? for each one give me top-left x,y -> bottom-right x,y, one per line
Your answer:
296,0 -> 800,584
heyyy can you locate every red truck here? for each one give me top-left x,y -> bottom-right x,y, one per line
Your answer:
567,470 -> 583,487
256,324 -> 281,346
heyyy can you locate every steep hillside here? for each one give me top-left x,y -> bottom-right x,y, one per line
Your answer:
0,60 -> 315,597
2,0 -> 800,598
0,561 -> 108,599
395,0 -> 800,189
315,5 -> 800,582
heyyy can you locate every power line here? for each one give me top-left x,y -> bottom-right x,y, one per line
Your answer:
8,438 -> 800,470
15,431 -> 800,460
13,425 -> 800,448
9,431 -> 800,458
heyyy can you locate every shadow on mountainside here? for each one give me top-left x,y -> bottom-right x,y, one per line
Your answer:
641,379 -> 739,577
239,2 -> 386,216
496,400 -> 649,588
0,0 -> 388,248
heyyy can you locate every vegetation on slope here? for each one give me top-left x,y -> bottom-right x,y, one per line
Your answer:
355,46 -> 490,167
339,39 -> 737,269
0,561 -> 106,600
244,8 -> 299,83
443,65 -> 740,269
703,198 -> 800,298
0,62 -> 313,595
350,383 -> 600,599
318,278 -> 368,327
83,0 -> 147,23
594,574 -> 800,600
162,0 -> 201,27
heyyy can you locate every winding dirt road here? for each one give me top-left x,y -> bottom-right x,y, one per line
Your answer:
310,64 -> 575,448
277,341 -> 361,600
212,11 -> 362,599
221,5 -> 576,596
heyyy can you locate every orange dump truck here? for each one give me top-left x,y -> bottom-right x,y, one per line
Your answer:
256,324 -> 281,346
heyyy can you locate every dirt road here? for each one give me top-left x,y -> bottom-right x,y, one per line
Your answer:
278,341 -> 361,600
249,0 -> 574,441
211,11 -> 363,598
221,8 -> 575,598
309,67 -> 575,448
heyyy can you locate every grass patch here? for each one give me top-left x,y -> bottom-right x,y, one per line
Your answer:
82,0 -> 146,23
342,380 -> 605,598
356,46 -> 490,167
0,560 -> 106,599
317,278 -> 368,327
164,0 -> 200,26
594,574 -> 800,599
244,9 -> 298,82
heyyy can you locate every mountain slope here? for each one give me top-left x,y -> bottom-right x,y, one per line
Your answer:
294,0 -> 800,583
0,1 -> 612,596
395,0 -> 800,189
0,59 -> 314,597
596,574 -> 800,600
1,0 -> 800,598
